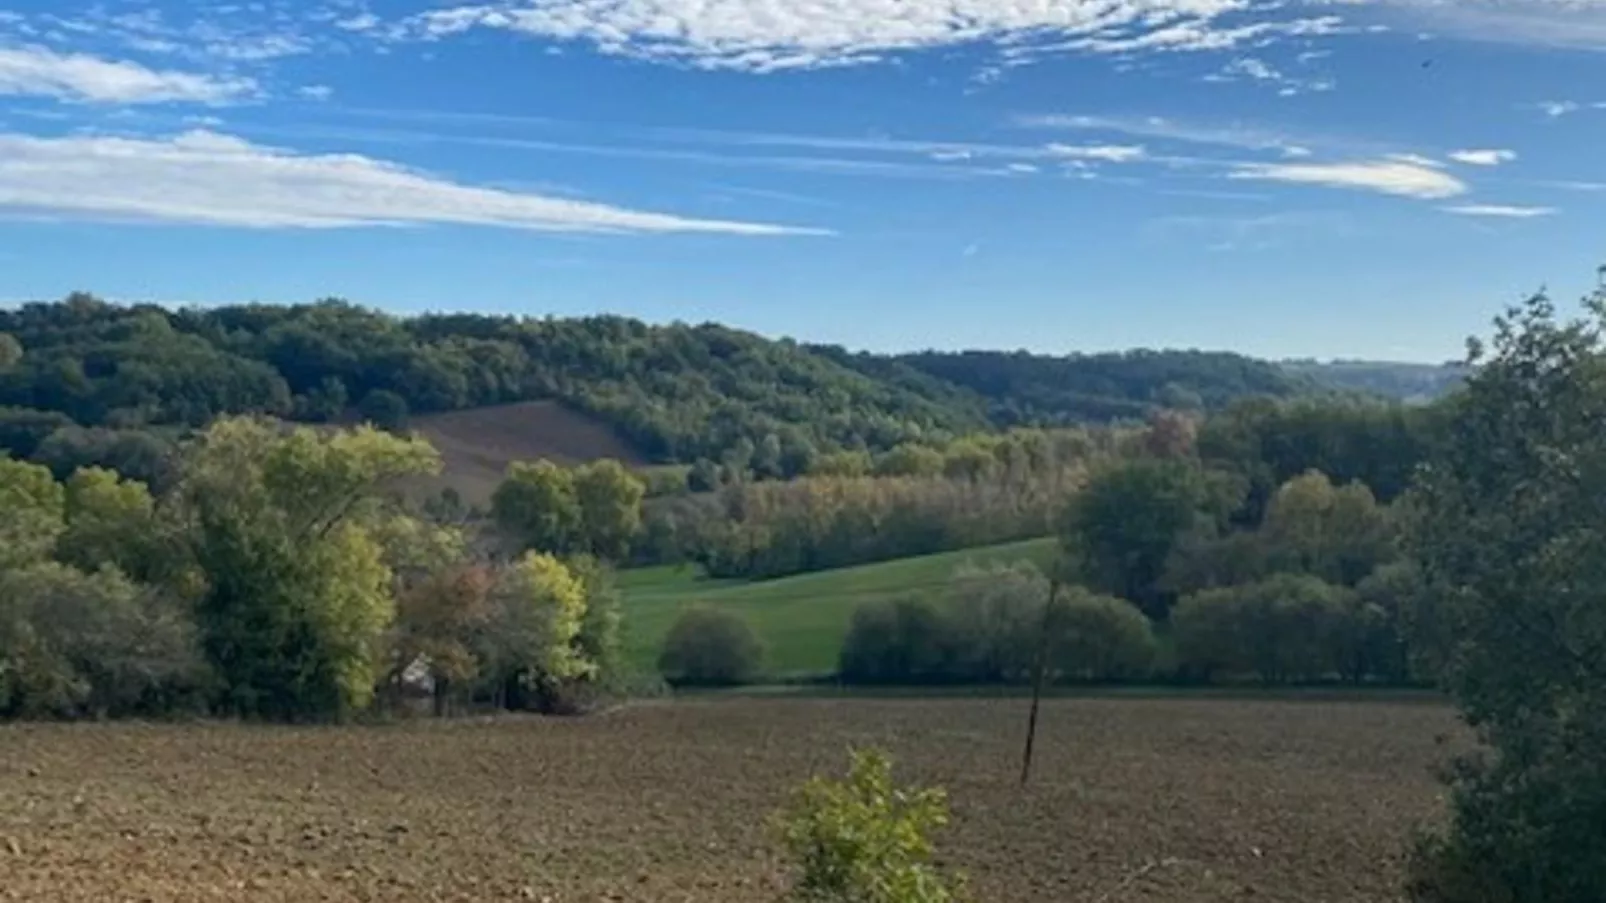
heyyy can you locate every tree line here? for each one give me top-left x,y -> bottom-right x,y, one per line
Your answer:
0,418 -> 642,721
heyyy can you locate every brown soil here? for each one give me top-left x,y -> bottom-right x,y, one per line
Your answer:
0,696 -> 1460,902
406,401 -> 647,506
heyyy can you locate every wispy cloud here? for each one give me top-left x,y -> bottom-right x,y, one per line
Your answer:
0,129 -> 826,235
1203,55 -> 1336,96
406,2 -> 1354,72
1533,99 -> 1606,118
1020,113 -> 1326,158
0,45 -> 254,104
1228,159 -> 1468,199
1044,143 -> 1148,163
1378,0 -> 1606,51
1447,148 -> 1516,166
287,107 -> 1151,177
1145,209 -> 1352,252
1442,203 -> 1556,218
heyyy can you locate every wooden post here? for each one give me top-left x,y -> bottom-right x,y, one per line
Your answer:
1020,579 -> 1060,787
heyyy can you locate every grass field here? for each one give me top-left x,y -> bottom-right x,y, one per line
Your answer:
0,695 -> 1459,902
617,538 -> 1059,677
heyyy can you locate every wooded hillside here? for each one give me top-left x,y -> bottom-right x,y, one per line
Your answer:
1,293 -> 1336,473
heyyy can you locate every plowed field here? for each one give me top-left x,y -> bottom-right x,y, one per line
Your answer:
0,696 -> 1459,902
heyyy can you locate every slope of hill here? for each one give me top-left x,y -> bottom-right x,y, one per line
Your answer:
407,401 -> 649,506
1281,360 -> 1467,402
617,537 -> 1058,678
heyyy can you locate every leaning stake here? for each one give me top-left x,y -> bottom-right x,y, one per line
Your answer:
1019,579 -> 1060,787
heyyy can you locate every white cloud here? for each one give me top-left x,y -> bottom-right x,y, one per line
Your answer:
299,84 -> 335,101
1442,203 -> 1556,218
1538,100 -> 1581,117
1228,159 -> 1468,199
407,1 -> 1351,72
1045,143 -> 1148,163
1387,152 -> 1444,168
336,13 -> 384,32
1005,162 -> 1038,174
1223,57 -> 1280,81
1448,148 -> 1516,166
0,45 -> 254,104
0,129 -> 825,236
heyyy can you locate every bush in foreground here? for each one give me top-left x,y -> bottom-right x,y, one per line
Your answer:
657,606 -> 765,686
775,748 -> 964,903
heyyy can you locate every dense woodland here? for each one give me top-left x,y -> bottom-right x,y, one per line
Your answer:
0,293 -> 1446,483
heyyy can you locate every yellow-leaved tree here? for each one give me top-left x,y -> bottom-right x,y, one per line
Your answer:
170,417 -> 440,720
479,551 -> 593,712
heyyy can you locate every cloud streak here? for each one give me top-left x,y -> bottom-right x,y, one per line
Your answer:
1442,203 -> 1556,218
1448,148 -> 1516,166
1019,113 -> 1324,158
0,130 -> 826,235
1228,159 -> 1468,199
0,45 -> 254,104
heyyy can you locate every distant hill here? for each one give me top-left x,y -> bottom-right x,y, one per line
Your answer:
1280,360 -> 1468,403
2,294 -> 1333,480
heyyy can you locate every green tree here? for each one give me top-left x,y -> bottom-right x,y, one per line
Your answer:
1172,573 -> 1353,684
812,449 -> 874,478
775,748 -> 964,903
357,388 -> 410,432
1262,470 -> 1396,586
657,606 -> 764,686
1060,458 -> 1220,618
1406,289 -> 1606,902
941,439 -> 996,482
173,417 -> 439,719
0,457 -> 65,571
493,459 -> 582,555
57,467 -> 158,577
838,596 -> 959,685
569,554 -> 623,680
572,459 -> 646,561
1044,588 -> 1156,682
874,443 -> 944,478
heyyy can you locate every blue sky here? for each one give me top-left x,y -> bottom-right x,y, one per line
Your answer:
2,1 -> 1604,361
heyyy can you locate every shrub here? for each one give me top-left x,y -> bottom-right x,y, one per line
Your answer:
657,606 -> 765,686
1172,574 -> 1353,684
0,563 -> 208,719
838,596 -> 959,685
837,566 -> 1156,686
1044,589 -> 1156,682
944,561 -> 1048,683
775,748 -> 964,903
